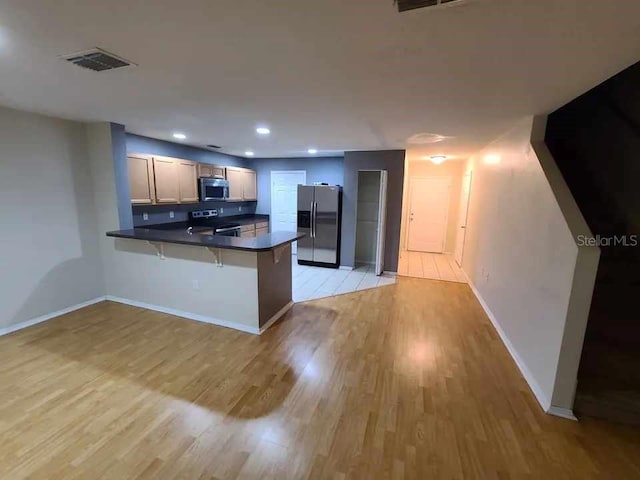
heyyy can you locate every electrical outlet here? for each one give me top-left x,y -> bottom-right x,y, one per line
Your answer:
220,207 -> 224,214
143,213 -> 149,221
192,280 -> 200,291
239,206 -> 242,212
169,211 -> 175,219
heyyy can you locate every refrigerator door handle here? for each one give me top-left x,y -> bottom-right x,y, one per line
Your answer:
311,201 -> 315,238
313,201 -> 318,239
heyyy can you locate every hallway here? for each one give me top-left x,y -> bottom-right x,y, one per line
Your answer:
397,250 -> 467,283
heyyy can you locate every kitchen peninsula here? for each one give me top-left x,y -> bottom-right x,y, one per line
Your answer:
105,228 -> 304,335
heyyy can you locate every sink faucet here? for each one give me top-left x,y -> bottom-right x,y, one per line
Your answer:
187,227 -> 193,235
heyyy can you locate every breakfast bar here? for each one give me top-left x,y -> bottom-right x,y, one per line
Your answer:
105,229 -> 304,334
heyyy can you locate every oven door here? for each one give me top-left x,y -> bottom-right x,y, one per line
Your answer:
199,178 -> 229,202
214,226 -> 242,237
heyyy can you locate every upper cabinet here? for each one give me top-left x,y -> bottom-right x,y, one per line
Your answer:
127,155 -> 256,205
153,157 -> 180,204
243,169 -> 257,201
198,163 -> 225,179
176,159 -> 199,203
227,166 -> 257,202
128,155 -> 155,205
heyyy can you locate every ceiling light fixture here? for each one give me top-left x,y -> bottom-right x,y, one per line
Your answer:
308,148 -> 318,154
173,132 -> 186,140
483,154 -> 501,165
430,155 -> 447,165
245,151 -> 255,157
256,127 -> 270,135
407,132 -> 453,145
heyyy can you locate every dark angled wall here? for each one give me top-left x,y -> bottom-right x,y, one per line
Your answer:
247,156 -> 344,215
546,60 -> 640,422
341,150 -> 405,270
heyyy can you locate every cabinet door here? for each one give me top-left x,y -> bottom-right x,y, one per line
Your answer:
242,169 -> 257,201
198,164 -> 213,177
128,155 -> 155,204
212,166 -> 226,178
255,227 -> 269,237
153,157 -> 180,204
226,167 -> 244,201
177,159 -> 199,203
241,229 -> 256,238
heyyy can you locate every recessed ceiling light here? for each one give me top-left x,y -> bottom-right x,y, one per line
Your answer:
245,151 -> 255,157
173,132 -> 186,140
430,155 -> 447,165
308,148 -> 318,154
256,127 -> 271,135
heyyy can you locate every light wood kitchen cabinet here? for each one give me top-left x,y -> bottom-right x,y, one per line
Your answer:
256,227 -> 269,237
127,155 -> 155,205
198,163 -> 225,178
177,159 -> 199,203
226,166 -> 257,202
153,157 -> 180,204
243,169 -> 257,201
226,167 -> 245,201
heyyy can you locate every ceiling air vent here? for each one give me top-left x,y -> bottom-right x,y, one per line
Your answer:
396,0 -> 466,12
61,48 -> 136,72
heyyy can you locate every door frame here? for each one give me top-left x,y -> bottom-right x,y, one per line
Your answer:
270,170 -> 307,254
374,171 -> 389,276
407,176 -> 451,254
354,169 -> 389,275
454,171 -> 472,267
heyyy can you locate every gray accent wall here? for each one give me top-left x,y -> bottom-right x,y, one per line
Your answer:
125,134 -> 256,226
111,124 -> 133,229
247,156 -> 344,215
132,202 -> 256,226
126,134 -> 249,168
341,150 -> 405,271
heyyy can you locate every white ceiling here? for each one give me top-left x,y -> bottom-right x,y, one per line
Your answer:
0,0 -> 639,159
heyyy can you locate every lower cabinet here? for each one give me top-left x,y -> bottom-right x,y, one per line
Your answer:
240,221 -> 269,238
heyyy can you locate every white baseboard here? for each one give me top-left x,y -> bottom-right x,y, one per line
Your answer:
259,301 -> 294,334
339,266 -> 354,271
547,406 -> 578,421
105,296 -> 266,335
465,280 -> 553,413
0,296 -> 107,337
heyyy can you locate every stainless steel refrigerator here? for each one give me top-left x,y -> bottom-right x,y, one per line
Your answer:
297,185 -> 342,268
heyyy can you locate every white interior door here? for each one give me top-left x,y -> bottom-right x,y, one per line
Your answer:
454,172 -> 472,266
271,171 -> 306,254
375,171 -> 388,275
407,177 -> 451,253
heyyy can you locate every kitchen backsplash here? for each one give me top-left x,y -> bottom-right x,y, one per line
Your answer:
132,201 -> 257,226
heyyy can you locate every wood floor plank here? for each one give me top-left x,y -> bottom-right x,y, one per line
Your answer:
0,282 -> 639,479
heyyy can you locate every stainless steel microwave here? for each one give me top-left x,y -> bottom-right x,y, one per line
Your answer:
199,177 -> 229,202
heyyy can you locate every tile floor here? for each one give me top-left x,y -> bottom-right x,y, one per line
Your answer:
397,250 -> 467,283
292,261 -> 396,302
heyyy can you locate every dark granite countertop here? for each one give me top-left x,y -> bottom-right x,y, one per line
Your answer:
134,214 -> 270,231
106,228 -> 303,252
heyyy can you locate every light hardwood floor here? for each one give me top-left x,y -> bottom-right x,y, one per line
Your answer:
398,250 -> 467,283
1,279 -> 640,479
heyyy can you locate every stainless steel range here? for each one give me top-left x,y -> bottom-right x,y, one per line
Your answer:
189,210 -> 242,237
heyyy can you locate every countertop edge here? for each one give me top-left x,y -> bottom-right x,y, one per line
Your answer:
105,230 -> 304,252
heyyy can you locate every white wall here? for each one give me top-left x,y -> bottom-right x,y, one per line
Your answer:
0,107 -> 104,329
461,116 -> 597,414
